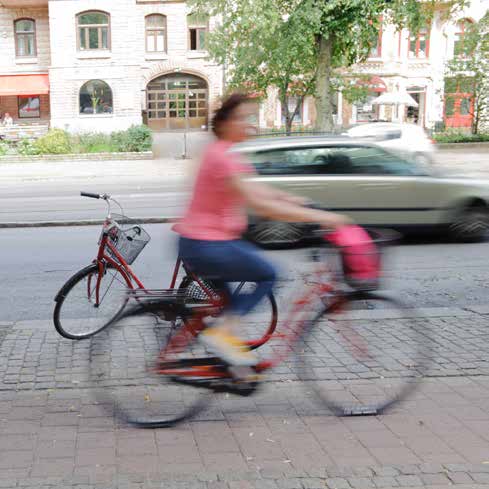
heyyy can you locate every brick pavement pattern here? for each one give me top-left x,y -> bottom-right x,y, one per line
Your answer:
1,308 -> 489,487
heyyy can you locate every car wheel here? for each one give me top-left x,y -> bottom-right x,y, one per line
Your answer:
449,205 -> 489,242
247,221 -> 305,248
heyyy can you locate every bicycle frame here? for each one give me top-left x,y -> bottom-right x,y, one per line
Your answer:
156,256 -> 343,378
90,221 -> 223,310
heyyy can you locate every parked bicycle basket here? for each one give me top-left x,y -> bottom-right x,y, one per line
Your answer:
104,214 -> 151,265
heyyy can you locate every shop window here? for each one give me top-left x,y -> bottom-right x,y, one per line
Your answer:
79,80 -> 113,114
18,96 -> 40,118
355,92 -> 381,122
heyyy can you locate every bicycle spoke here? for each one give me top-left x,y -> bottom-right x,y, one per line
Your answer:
98,270 -> 123,306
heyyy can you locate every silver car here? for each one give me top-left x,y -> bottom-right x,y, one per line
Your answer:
234,136 -> 489,246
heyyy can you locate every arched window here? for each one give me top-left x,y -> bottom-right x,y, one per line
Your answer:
79,80 -> 113,115
146,14 -> 167,53
187,13 -> 208,51
408,25 -> 430,58
454,19 -> 474,57
77,11 -> 110,51
14,18 -> 36,57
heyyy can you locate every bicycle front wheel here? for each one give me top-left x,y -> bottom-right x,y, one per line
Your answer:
53,263 -> 130,339
90,300 -> 212,428
298,292 -> 433,416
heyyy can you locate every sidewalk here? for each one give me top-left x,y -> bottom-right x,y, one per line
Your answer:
1,306 -> 489,487
0,157 -> 193,183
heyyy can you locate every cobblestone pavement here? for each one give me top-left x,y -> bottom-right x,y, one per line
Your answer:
2,306 -> 489,487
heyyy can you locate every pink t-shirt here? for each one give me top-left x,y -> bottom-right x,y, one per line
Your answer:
174,139 -> 254,241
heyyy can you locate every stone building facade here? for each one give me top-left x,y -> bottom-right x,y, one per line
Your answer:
0,0 -> 223,133
0,0 -> 487,133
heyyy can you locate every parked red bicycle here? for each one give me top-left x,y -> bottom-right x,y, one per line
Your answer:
89,222 -> 434,427
53,192 -> 277,347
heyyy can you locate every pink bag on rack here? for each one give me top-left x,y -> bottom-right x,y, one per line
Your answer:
325,225 -> 381,289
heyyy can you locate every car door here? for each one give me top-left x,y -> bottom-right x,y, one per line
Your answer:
246,144 -> 435,227
322,145 -> 439,226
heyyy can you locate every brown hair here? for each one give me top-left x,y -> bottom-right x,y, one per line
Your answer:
211,92 -> 250,137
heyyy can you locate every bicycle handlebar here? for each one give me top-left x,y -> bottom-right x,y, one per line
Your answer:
80,191 -> 124,218
80,191 -> 102,199
80,191 -> 111,200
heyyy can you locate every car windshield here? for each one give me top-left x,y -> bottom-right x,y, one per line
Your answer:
246,145 -> 432,177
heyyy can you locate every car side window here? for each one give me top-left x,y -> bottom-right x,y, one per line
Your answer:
327,146 -> 419,176
248,147 -> 341,175
248,145 -> 419,176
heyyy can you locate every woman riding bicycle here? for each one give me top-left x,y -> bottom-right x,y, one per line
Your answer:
175,93 -> 350,373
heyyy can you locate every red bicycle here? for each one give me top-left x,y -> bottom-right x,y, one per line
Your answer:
89,225 -> 433,427
53,192 -> 277,346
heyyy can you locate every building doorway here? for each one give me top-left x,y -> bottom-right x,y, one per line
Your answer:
146,73 -> 208,131
444,78 -> 474,130
406,87 -> 426,126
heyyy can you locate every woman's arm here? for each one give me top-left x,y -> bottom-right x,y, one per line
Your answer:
250,181 -> 309,205
230,175 -> 350,229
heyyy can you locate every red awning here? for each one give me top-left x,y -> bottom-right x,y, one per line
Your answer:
0,74 -> 49,96
357,76 -> 387,92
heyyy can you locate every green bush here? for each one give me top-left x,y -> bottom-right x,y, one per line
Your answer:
35,129 -> 72,154
433,132 -> 489,143
0,125 -> 153,158
17,138 -> 40,156
112,125 -> 153,152
71,132 -> 117,154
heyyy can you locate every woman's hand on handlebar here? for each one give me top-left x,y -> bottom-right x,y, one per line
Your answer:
318,211 -> 353,230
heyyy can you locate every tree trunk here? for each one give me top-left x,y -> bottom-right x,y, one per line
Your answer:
279,89 -> 292,136
472,95 -> 480,135
314,34 -> 335,133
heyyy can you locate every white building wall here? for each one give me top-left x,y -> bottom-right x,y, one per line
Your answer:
0,6 -> 50,74
47,0 -> 223,133
48,0 -> 142,132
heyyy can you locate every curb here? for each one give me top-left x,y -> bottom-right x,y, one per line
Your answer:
10,304 -> 489,329
437,142 -> 489,150
0,151 -> 154,162
0,216 -> 179,229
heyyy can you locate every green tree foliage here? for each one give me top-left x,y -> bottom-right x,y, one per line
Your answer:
191,0 -> 468,132
192,0 -> 318,134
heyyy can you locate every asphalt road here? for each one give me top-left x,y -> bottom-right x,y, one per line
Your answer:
1,148 -> 488,225
2,223 -> 489,322
0,161 -> 189,224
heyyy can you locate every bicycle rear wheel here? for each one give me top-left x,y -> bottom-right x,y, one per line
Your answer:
89,300 -> 214,428
298,292 -> 433,416
178,276 -> 278,349
54,263 -> 129,339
